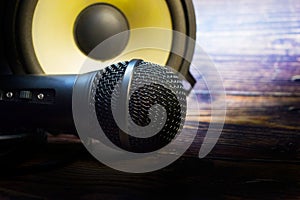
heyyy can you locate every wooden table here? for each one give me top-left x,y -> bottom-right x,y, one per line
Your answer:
0,0 -> 299,199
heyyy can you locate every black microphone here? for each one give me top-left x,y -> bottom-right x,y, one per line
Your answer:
0,60 -> 187,153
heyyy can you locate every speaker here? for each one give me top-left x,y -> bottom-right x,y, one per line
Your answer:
0,0 -> 196,167
0,0 -> 196,85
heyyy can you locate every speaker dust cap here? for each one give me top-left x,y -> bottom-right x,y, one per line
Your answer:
74,4 -> 129,60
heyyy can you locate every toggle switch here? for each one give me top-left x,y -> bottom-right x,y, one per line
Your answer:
19,91 -> 32,100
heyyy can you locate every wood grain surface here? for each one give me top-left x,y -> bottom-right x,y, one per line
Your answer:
1,0 -> 300,199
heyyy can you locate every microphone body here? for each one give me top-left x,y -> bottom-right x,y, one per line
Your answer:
0,60 -> 187,153
0,75 -> 77,133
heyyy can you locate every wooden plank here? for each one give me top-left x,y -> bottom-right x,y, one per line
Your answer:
0,143 -> 299,199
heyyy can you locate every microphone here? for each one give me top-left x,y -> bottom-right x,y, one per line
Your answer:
0,60 -> 187,153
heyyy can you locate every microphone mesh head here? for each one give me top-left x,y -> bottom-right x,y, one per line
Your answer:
94,61 -> 186,153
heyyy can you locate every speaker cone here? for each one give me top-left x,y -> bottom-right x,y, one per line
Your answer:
1,0 -> 196,84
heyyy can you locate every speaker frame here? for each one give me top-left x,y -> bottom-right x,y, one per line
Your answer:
1,0 -> 196,84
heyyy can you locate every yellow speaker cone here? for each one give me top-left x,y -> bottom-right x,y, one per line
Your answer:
32,0 -> 173,74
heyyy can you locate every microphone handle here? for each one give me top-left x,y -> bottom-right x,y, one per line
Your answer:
0,75 -> 77,134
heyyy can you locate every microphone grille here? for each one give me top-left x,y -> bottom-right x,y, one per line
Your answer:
94,61 -> 186,153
